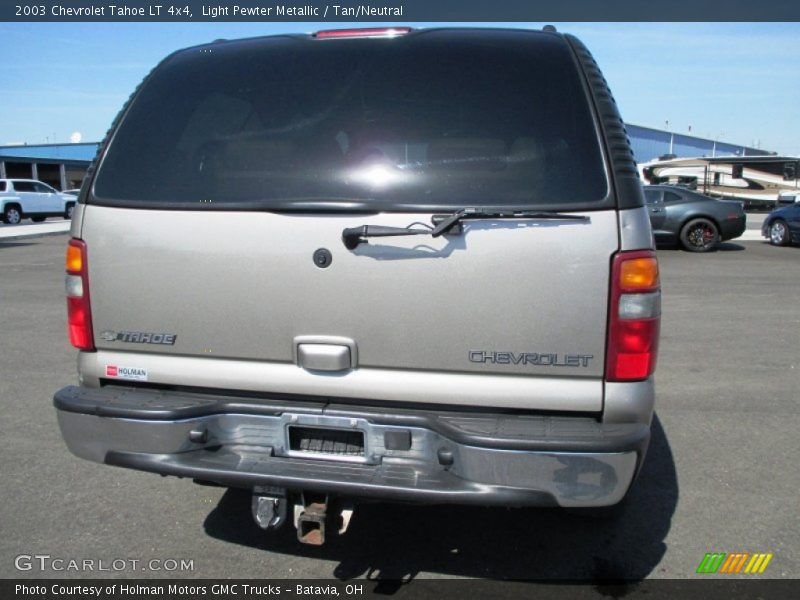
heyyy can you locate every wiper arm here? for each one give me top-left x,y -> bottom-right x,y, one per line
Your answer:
342,224 -> 432,250
431,207 -> 589,237
341,208 -> 589,249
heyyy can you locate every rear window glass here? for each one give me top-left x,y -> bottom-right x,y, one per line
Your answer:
94,30 -> 608,211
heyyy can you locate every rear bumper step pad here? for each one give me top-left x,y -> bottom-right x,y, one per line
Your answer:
54,385 -> 647,453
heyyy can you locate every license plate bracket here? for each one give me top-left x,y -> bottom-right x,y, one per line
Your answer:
288,425 -> 365,457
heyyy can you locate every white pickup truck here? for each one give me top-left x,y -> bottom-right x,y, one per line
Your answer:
0,178 -> 76,224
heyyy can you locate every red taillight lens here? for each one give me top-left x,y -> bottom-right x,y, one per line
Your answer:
65,239 -> 95,351
67,296 -> 94,350
606,250 -> 660,382
610,318 -> 660,380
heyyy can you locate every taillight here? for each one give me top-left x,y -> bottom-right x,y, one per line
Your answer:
606,250 -> 660,381
65,239 -> 95,351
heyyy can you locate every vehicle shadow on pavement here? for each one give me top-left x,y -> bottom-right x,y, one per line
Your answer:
715,242 -> 746,252
657,243 -> 745,252
0,241 -> 37,249
203,414 -> 677,585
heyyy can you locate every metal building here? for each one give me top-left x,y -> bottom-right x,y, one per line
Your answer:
0,143 -> 97,191
626,124 -> 773,163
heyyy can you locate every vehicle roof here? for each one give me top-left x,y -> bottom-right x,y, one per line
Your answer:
644,185 -> 715,200
642,156 -> 797,168
645,184 -> 693,192
170,27 -> 566,59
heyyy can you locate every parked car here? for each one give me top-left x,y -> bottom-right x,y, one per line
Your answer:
643,184 -> 746,252
762,200 -> 800,246
54,27 -> 661,545
0,179 -> 77,223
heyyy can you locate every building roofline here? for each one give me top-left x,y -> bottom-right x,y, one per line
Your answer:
0,142 -> 100,149
0,156 -> 91,165
625,124 -> 773,155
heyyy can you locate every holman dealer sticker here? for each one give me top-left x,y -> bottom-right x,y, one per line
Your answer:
105,365 -> 148,381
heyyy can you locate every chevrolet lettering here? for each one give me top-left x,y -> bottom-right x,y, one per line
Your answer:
469,351 -> 594,367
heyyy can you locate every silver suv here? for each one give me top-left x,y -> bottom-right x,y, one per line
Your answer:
55,27 -> 660,545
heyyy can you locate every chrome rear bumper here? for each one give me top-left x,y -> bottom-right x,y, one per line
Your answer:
54,385 -> 648,508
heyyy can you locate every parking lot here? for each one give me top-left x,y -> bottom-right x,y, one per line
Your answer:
0,232 -> 797,582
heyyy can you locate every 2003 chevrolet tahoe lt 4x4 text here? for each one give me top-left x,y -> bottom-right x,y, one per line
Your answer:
55,27 -> 660,545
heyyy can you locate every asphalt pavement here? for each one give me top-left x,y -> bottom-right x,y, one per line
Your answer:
0,234 -> 797,582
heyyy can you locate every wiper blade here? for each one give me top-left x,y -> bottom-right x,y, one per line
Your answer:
341,208 -> 589,249
431,208 -> 589,237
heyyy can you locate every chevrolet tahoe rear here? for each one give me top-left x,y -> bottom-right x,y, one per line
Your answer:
55,27 -> 659,545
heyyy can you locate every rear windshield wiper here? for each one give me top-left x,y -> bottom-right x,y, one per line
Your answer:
430,207 -> 590,236
341,208 -> 589,249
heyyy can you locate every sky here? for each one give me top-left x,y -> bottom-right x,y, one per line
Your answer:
0,22 -> 798,154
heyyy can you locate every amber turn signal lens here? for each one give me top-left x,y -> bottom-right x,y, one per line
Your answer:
619,257 -> 659,290
66,243 -> 83,274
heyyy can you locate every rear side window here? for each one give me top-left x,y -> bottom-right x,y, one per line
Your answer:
644,190 -> 661,204
95,31 -> 609,211
13,181 -> 36,193
0,182 -> 6,192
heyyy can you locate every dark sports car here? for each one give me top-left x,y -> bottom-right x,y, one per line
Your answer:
762,201 -> 800,246
643,185 -> 747,252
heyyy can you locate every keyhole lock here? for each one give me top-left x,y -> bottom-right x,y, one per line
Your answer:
313,248 -> 332,269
